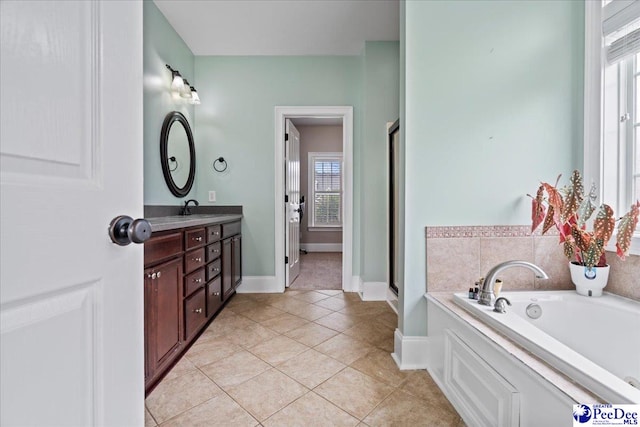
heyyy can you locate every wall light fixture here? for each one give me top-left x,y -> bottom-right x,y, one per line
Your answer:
165,64 -> 201,105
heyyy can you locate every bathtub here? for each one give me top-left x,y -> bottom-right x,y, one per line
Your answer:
453,291 -> 640,404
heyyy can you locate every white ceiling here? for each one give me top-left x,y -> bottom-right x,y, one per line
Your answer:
153,0 -> 399,56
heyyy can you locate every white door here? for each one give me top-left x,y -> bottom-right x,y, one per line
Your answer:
0,2 -> 144,426
285,119 -> 301,286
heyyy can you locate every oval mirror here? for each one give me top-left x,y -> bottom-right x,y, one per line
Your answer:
160,111 -> 196,197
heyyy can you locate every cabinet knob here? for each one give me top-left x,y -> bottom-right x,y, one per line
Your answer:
213,249 -> 220,254
213,292 -> 220,296
213,267 -> 220,273
193,257 -> 202,262
157,271 -> 161,278
147,272 -> 156,280
193,236 -> 203,242
194,308 -> 203,314
194,278 -> 202,283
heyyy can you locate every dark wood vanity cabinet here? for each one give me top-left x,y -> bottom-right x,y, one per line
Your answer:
144,218 -> 241,394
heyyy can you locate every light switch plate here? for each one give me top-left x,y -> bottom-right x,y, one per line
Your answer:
208,191 -> 216,202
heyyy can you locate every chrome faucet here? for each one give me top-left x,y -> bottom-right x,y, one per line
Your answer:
478,260 -> 549,306
180,199 -> 199,216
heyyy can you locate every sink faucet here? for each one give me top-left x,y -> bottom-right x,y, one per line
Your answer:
478,260 -> 549,306
180,199 -> 199,216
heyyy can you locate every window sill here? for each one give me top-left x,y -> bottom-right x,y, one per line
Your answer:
308,226 -> 342,232
605,234 -> 640,257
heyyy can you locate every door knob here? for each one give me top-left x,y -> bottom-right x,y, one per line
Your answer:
109,215 -> 152,246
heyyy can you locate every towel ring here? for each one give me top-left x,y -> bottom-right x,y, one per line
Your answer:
168,156 -> 179,172
213,156 -> 228,172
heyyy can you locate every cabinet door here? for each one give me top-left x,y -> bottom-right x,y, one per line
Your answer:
145,257 -> 183,384
232,235 -> 242,288
222,237 -> 233,300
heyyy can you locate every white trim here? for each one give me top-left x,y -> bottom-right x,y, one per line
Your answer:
308,151 -> 343,228
343,275 -> 361,293
386,288 -> 398,314
299,243 -> 342,252
275,106 -> 354,292
391,328 -> 429,370
235,276 -> 282,293
359,281 -> 388,301
584,1 -> 603,190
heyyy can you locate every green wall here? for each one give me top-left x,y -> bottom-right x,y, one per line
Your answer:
143,1 -> 196,205
193,56 -> 363,276
400,0 -> 584,336
361,42 -> 400,282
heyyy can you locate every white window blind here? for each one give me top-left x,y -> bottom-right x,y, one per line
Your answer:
604,0 -> 640,64
309,152 -> 342,228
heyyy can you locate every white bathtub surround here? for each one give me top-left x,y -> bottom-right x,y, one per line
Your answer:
427,292 -> 600,427
569,262 -> 610,297
452,290 -> 640,404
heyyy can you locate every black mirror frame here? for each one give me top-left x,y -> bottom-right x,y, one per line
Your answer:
160,111 -> 196,198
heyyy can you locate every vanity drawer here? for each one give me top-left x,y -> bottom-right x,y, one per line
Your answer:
184,268 -> 205,297
144,231 -> 182,266
185,228 -> 206,250
206,241 -> 221,262
184,247 -> 205,274
207,225 -> 222,243
222,221 -> 241,239
184,288 -> 207,340
206,276 -> 222,316
207,258 -> 222,281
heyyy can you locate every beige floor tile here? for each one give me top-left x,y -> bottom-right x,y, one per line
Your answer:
285,322 -> 339,347
160,393 -> 259,427
339,301 -> 391,318
314,311 -> 358,332
239,305 -> 286,322
263,391 -> 359,427
350,348 -> 412,387
184,336 -> 242,367
263,297 -> 310,313
316,289 -> 344,296
373,310 -> 398,329
290,290 -> 331,303
146,370 -> 221,424
226,368 -> 308,422
199,312 -> 256,340
249,335 -> 309,365
163,356 -> 197,382
314,334 -> 376,365
224,322 -> 279,348
283,290 -> 309,297
314,367 -> 395,419
363,389 -> 464,427
145,407 -> 157,427
260,312 -> 309,334
287,302 -> 334,321
313,295 -> 351,311
225,294 -> 258,308
399,369 -> 453,406
226,299 -> 264,315
276,349 -> 346,388
200,350 -> 271,389
342,321 -> 394,350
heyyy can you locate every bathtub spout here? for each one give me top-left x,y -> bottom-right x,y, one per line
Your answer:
478,261 -> 549,306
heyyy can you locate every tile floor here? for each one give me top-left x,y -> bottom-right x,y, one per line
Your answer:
145,290 -> 465,427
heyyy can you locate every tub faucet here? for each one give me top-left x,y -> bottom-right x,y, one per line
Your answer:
180,199 -> 199,216
478,260 -> 549,306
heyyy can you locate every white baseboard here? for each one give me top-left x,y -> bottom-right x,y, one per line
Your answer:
343,276 -> 361,293
386,288 -> 398,314
391,329 -> 429,370
236,276 -> 283,293
300,243 -> 342,252
359,281 -> 388,301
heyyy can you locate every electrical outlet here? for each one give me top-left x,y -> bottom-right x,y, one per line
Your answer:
208,191 -> 216,202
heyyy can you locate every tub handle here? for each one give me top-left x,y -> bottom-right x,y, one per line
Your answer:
493,297 -> 512,314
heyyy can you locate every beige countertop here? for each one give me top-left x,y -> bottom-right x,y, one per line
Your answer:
147,214 -> 243,232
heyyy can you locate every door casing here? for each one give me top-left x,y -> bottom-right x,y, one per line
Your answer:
274,106 -> 354,292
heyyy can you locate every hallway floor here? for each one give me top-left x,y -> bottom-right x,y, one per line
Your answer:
290,252 -> 342,291
145,290 -> 464,426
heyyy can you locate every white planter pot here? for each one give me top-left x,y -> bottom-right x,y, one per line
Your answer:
569,262 -> 610,297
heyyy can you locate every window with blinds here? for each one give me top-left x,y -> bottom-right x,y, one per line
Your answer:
602,0 -> 640,216
309,152 -> 342,228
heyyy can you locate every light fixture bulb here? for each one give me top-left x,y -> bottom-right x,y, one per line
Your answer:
190,87 -> 201,105
171,71 -> 185,93
181,79 -> 192,98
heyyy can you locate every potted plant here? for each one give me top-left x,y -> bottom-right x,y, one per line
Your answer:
529,170 -> 639,296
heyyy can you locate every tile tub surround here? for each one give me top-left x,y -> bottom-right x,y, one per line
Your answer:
425,225 -> 639,300
145,290 -> 465,426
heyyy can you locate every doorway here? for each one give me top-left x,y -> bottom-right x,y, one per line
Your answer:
274,106 -> 354,293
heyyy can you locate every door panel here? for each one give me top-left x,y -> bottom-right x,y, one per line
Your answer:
285,119 -> 301,285
0,1 -> 143,425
